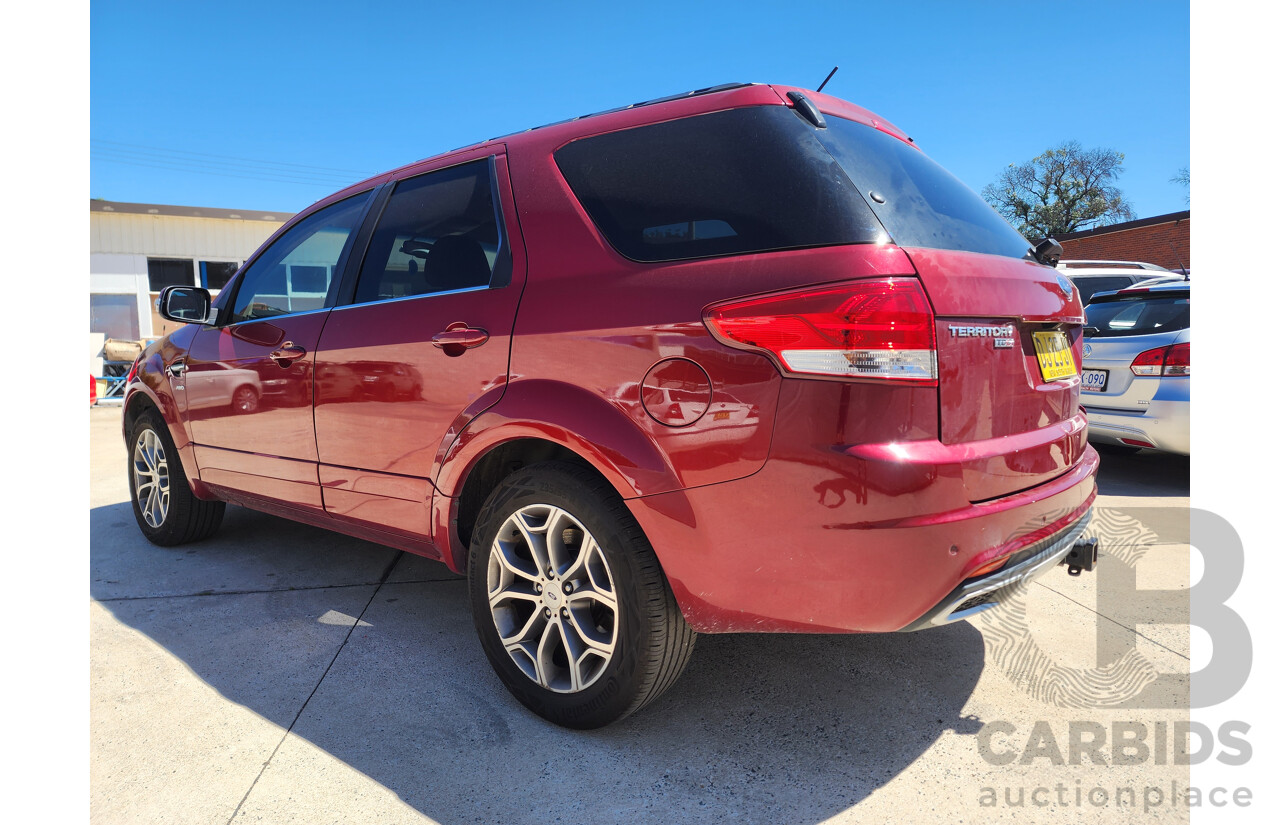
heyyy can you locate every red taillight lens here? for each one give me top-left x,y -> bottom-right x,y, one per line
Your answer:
704,278 -> 937,382
126,357 -> 141,384
1163,342 -> 1190,375
1129,347 -> 1165,376
1130,343 -> 1190,376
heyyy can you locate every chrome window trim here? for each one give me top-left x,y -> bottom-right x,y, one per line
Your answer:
221,307 -> 333,327
329,284 -> 491,312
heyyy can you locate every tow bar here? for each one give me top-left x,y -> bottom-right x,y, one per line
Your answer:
1061,537 -> 1099,576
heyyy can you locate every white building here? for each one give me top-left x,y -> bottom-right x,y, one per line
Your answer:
90,200 -> 292,340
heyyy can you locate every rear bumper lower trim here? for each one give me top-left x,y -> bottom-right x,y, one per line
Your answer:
899,508 -> 1093,631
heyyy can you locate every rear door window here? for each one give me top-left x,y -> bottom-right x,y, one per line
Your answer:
1085,295 -> 1190,337
352,159 -> 507,304
554,106 -> 886,262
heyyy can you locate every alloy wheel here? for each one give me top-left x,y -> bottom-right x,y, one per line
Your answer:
486,504 -> 619,693
132,428 -> 170,528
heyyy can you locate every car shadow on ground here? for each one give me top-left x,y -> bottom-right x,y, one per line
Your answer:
1094,447 -> 1189,498
92,501 -> 987,823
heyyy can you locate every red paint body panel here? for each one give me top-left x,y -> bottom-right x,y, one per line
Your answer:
908,248 -> 1086,500
182,313 -> 329,508
313,285 -> 518,478
768,84 -> 914,145
318,464 -> 433,538
628,446 -> 1098,633
196,448 -> 323,510
122,325 -> 217,500
122,82 -> 1101,637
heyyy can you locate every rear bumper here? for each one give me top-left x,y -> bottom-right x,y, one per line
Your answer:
628,444 -> 1099,634
898,508 -> 1092,631
1085,396 -> 1190,455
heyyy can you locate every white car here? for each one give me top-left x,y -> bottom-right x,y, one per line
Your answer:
1080,282 -> 1190,455
1057,259 -> 1188,305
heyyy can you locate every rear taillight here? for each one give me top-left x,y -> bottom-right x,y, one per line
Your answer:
1130,342 -> 1190,376
704,278 -> 937,383
1163,342 -> 1190,375
126,357 -> 141,384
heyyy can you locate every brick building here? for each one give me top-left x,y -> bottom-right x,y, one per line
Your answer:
1055,210 -> 1190,271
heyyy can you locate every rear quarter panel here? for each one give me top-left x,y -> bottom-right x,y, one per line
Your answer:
493,130 -> 924,495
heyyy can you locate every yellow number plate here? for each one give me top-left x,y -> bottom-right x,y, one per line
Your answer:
1032,330 -> 1077,382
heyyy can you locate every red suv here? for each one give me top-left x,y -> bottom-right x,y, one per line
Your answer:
124,82 -> 1099,728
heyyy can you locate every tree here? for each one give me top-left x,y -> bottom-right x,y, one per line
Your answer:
982,141 -> 1135,238
1172,167 -> 1189,204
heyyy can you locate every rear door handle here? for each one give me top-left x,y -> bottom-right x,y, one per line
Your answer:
167,359 -> 186,378
431,323 -> 489,356
270,342 -> 307,367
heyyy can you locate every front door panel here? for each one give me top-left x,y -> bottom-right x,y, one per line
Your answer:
186,312 -> 328,508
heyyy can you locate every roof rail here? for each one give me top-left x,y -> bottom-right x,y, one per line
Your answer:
506,82 -> 755,138
1056,260 -> 1169,271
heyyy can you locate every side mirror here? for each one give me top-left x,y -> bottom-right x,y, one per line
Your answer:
1034,238 -> 1063,266
158,286 -> 216,325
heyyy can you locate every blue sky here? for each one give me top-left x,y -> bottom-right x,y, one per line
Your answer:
91,0 -> 1189,218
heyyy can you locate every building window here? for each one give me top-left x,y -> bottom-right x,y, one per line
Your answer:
90,294 -> 140,340
147,258 -> 195,291
200,261 -> 240,291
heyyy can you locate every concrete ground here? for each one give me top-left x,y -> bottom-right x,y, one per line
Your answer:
90,407 -> 1191,824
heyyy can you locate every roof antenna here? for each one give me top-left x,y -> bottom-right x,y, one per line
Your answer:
816,66 -> 838,94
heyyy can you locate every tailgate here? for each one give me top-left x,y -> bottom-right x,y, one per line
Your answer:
907,247 -> 1088,501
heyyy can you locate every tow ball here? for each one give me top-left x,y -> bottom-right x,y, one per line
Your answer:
1061,537 -> 1099,577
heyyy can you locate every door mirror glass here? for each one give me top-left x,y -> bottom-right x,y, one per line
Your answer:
159,286 -> 215,325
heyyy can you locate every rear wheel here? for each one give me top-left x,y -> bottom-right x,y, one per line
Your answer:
468,461 -> 695,728
128,409 -> 225,546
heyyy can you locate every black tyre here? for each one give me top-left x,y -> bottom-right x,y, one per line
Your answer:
128,409 -> 226,546
468,461 -> 696,728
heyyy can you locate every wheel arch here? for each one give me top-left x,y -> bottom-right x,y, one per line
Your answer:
123,383 -> 216,501
434,379 -> 683,571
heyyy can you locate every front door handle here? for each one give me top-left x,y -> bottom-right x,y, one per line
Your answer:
270,341 -> 307,367
431,323 -> 489,356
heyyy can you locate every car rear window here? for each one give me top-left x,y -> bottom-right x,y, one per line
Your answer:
1084,295 -> 1190,337
815,116 -> 1034,260
553,106 -> 887,262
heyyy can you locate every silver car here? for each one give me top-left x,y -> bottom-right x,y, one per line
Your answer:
1080,282 -> 1190,455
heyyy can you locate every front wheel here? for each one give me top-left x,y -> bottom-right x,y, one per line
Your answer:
468,461 -> 695,728
128,409 -> 225,546
231,386 -> 259,414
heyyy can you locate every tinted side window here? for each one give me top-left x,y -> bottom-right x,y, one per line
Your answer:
353,160 -> 503,304
554,106 -> 886,262
816,116 -> 1033,260
229,192 -> 370,324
